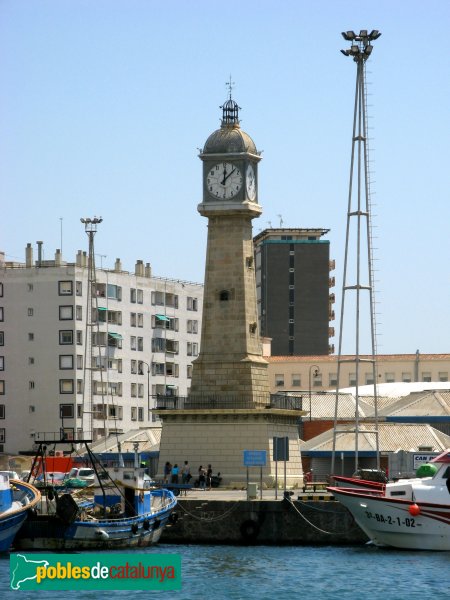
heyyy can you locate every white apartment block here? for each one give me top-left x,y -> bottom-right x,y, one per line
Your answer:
0,243 -> 203,454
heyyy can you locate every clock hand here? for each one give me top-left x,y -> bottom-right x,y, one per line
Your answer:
223,167 -> 236,183
221,164 -> 228,186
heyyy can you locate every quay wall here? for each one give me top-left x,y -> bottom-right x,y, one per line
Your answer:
161,498 -> 368,545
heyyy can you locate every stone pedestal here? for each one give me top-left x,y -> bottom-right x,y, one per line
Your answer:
156,409 -> 304,488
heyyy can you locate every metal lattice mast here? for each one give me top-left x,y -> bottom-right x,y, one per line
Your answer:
81,217 -> 106,442
331,30 -> 381,475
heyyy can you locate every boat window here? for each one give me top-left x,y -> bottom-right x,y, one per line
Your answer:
389,491 -> 406,496
442,466 -> 450,479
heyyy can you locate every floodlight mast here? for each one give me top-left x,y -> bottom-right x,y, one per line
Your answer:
331,30 -> 381,475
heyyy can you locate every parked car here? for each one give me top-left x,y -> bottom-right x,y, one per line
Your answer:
0,470 -> 20,481
67,467 -> 95,483
35,472 -> 67,484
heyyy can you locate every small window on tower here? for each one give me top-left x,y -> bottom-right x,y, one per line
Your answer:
219,290 -> 230,301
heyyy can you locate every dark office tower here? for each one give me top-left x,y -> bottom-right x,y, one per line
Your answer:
254,228 -> 335,356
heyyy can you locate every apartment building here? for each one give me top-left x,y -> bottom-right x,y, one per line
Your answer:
254,228 -> 335,356
0,243 -> 203,453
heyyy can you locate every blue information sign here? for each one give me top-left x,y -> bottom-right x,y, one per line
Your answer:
243,450 -> 267,467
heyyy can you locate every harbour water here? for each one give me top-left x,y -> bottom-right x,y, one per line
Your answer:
1,544 -> 449,599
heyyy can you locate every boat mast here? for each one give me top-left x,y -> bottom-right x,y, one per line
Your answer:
331,30 -> 381,474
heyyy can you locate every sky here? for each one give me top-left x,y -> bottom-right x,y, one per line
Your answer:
1,0 -> 449,355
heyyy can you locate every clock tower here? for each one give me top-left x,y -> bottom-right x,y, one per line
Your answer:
155,93 -> 304,487
189,95 -> 269,405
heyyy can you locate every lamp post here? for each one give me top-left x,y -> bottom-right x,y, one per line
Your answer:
309,365 -> 320,421
140,360 -> 151,422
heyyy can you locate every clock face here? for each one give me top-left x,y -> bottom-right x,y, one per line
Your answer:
246,164 -> 256,201
206,162 -> 243,199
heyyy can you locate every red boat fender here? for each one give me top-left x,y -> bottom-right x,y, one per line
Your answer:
409,503 -> 421,516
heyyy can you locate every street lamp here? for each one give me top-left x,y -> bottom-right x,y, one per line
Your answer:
309,365 -> 320,421
140,360 -> 151,422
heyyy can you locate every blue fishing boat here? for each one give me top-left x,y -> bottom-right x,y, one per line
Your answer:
14,438 -> 177,550
0,473 -> 41,551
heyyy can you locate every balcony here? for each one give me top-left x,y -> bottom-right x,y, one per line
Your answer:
153,394 -> 303,411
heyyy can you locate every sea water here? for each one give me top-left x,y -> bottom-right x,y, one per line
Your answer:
1,544 -> 449,600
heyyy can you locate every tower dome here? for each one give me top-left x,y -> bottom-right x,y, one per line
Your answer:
203,96 -> 258,155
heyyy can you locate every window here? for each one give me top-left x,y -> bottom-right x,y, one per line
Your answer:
0,283 -> 3,297
138,361 -> 145,375
108,405 -> 123,420
165,293 -> 178,308
130,359 -> 136,374
291,374 -> 301,387
152,338 -> 165,352
349,373 -> 356,386
77,379 -> 83,394
365,373 -> 375,385
166,362 -> 179,377
0,332 -> 3,345
439,372 -> 448,382
0,405 -> 4,419
130,336 -> 137,351
61,428 -> 74,441
187,297 -> 198,311
402,372 -> 411,383
137,289 -> 143,304
59,355 -> 74,369
28,332 -> 34,341
109,382 -> 122,396
187,342 -> 198,356
60,404 -> 74,418
0,381 -> 4,394
0,307 -> 3,321
385,372 -> 395,383
59,281 -> 73,296
151,291 -> 164,306
29,380 -> 35,389
76,306 -> 82,320
94,381 -> 107,395
313,373 -> 322,387
130,289 -> 137,303
0,357 -> 3,371
137,313 -> 143,327
421,372 -> 431,382
60,379 -> 74,394
166,339 -> 179,354
131,407 -> 137,421
275,374 -> 284,387
28,308 -> 34,316
219,290 -> 230,302
137,337 -> 143,351
329,373 -> 337,386
76,281 -> 82,296
76,331 -> 83,345
77,355 -> 83,369
59,306 -> 73,320
28,357 -> 34,365
187,320 -> 198,334
187,364 -> 193,378
152,362 -> 165,376
59,330 -> 73,345
107,284 -> 122,301
138,407 -> 144,422
27,283 -> 33,292
0,429 -> 5,443
138,384 -> 144,398
130,313 -> 136,327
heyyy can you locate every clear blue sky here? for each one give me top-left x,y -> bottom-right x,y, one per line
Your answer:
1,1 -> 449,355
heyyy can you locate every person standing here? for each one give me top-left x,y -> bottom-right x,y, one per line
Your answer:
206,464 -> 213,490
198,465 -> 206,490
182,461 -> 191,484
164,461 -> 172,484
171,463 -> 179,484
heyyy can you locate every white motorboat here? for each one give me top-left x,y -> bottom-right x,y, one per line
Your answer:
328,449 -> 450,551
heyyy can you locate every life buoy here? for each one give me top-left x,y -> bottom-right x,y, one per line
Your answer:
240,519 -> 260,542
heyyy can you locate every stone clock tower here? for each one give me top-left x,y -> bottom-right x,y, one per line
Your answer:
155,95 -> 304,487
189,97 -> 269,406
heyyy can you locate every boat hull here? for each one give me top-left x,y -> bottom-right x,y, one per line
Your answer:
14,492 -> 176,550
0,511 -> 28,552
0,480 -> 41,552
329,487 -> 450,551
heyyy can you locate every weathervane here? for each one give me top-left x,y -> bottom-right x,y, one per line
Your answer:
225,75 -> 235,100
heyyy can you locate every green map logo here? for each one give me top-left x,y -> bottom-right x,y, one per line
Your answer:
10,553 -> 181,591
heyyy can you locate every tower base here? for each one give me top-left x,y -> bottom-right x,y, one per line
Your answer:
155,409 -> 304,488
